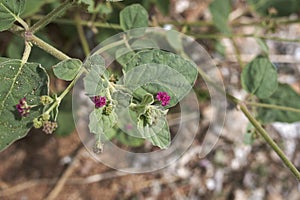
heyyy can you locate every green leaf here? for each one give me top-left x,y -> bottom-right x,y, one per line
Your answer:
115,129 -> 144,147
131,38 -> 159,50
0,60 -> 49,151
149,120 -> 170,149
0,0 -> 25,31
120,4 -> 148,37
88,108 -> 118,135
241,56 -> 278,99
166,30 -> 183,52
257,84 -> 300,123
83,55 -> 108,96
209,0 -> 232,34
77,0 -> 94,13
103,128 -> 117,140
84,54 -> 105,72
247,0 -> 300,17
53,59 -> 82,81
0,57 -> 10,63
140,93 -> 154,105
97,3 -> 113,16
115,47 -> 135,68
121,49 -> 198,107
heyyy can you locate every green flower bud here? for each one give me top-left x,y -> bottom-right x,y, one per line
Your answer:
40,95 -> 53,105
42,113 -> 50,121
103,104 -> 114,115
33,118 -> 43,129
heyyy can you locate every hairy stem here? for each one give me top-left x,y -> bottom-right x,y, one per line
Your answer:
21,42 -> 32,64
27,34 -> 70,60
239,103 -> 300,181
190,33 -> 300,43
75,13 -> 90,56
44,68 -> 85,115
246,102 -> 300,114
29,0 -> 74,33
196,68 -> 300,180
30,15 -> 122,29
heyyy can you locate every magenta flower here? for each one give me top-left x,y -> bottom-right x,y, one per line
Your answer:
16,98 -> 31,117
156,92 -> 170,106
92,96 -> 107,108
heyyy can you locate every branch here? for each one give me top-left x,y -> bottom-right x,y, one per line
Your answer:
29,0 -> 74,33
239,103 -> 300,181
26,33 -> 70,61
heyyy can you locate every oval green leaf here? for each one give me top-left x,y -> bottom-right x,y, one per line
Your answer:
241,56 -> 278,99
88,108 -> 117,135
53,59 -> 82,81
83,55 -> 108,96
209,0 -> 232,34
120,4 -> 148,37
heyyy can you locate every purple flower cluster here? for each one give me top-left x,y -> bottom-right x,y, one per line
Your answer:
16,98 -> 31,117
156,92 -> 170,106
92,96 -> 107,108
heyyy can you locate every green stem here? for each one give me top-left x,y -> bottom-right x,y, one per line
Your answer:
16,17 -> 29,30
29,0 -> 74,33
27,34 -> 70,61
230,37 -> 244,68
75,13 -> 90,56
45,68 -> 85,115
21,42 -> 32,65
196,68 -> 300,180
239,103 -> 300,181
246,102 -> 300,114
30,15 -> 122,29
190,33 -> 300,43
161,18 -> 300,28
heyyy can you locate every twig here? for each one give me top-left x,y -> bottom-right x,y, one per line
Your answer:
0,179 -> 57,197
26,34 -> 70,61
239,103 -> 300,181
29,0 -> 74,33
75,13 -> 90,56
44,144 -> 83,200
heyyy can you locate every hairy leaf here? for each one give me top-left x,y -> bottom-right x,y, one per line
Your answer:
88,108 -> 117,135
53,59 -> 82,81
0,60 -> 49,151
257,84 -> 300,123
209,0 -> 232,34
115,129 -> 144,147
120,4 -> 148,37
0,0 -> 25,31
121,50 -> 198,107
83,54 -> 108,96
241,56 -> 278,99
